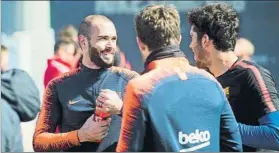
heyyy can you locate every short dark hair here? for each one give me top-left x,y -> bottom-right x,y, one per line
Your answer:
78,19 -> 93,41
54,40 -> 74,54
135,5 -> 181,50
187,3 -> 240,51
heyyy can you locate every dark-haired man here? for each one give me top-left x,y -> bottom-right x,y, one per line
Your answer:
187,3 -> 279,151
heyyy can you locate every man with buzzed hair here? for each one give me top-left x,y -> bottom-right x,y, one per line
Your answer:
234,37 -> 255,61
33,15 -> 139,152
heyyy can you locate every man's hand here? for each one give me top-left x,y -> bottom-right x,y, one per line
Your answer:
77,114 -> 111,142
96,89 -> 123,115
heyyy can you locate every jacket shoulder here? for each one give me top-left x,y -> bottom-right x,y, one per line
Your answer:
48,68 -> 81,86
110,66 -> 139,82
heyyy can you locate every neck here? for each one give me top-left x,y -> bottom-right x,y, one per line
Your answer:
82,55 -> 101,69
209,50 -> 239,77
144,45 -> 184,69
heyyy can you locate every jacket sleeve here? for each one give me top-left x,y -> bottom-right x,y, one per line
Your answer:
33,81 -> 81,152
116,82 -> 147,152
238,69 -> 279,150
220,100 -> 243,152
239,111 -> 279,150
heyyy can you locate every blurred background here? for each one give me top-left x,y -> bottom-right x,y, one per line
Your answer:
1,1 -> 279,152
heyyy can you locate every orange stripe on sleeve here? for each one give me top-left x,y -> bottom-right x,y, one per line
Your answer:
116,82 -> 141,152
238,62 -> 276,112
33,80 -> 80,152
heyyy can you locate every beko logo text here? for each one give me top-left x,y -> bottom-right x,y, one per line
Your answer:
179,129 -> 210,144
178,129 -> 211,152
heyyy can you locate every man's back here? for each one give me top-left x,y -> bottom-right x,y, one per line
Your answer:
117,57 -> 242,152
144,71 -> 227,151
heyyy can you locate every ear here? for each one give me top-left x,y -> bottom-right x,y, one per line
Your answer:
136,37 -> 146,52
78,35 -> 88,50
201,34 -> 210,48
